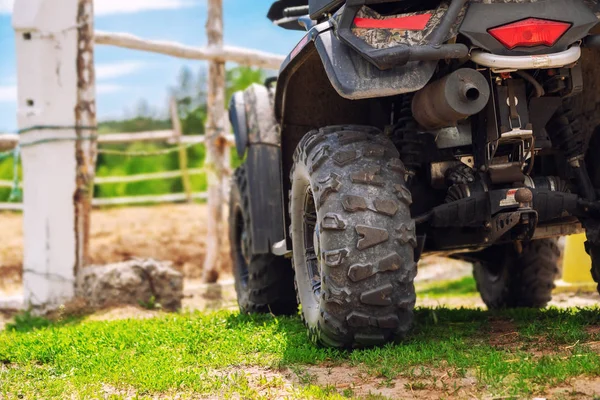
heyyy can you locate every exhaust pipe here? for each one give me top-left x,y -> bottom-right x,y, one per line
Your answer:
412,68 -> 490,130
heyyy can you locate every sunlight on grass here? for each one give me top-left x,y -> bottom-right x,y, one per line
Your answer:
416,276 -> 478,298
2,307 -> 600,398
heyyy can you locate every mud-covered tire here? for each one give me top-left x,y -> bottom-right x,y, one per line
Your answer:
290,125 -> 417,348
229,165 -> 297,315
472,239 -> 561,309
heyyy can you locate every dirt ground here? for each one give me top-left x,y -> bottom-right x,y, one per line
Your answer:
0,204 -> 230,293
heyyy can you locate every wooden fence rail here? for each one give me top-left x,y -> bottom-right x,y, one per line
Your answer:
0,130 -> 235,203
95,31 -> 285,70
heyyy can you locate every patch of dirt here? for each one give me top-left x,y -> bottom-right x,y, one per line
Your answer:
586,325 -> 600,335
220,364 -> 480,400
0,204 -> 232,292
414,257 -> 472,284
547,377 -> 600,399
488,318 -> 520,350
551,291 -> 600,307
86,305 -> 165,322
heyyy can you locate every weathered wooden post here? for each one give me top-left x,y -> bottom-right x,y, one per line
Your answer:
13,0 -> 96,310
202,0 -> 228,283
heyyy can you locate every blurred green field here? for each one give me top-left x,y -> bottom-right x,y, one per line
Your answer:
0,142 -> 242,201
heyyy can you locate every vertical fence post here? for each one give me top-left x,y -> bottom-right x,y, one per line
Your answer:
170,97 -> 193,203
202,0 -> 228,283
13,0 -> 96,311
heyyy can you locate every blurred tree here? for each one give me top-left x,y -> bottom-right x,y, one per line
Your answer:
226,67 -> 267,103
90,65 -> 268,198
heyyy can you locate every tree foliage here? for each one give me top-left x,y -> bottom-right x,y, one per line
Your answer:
92,66 -> 266,199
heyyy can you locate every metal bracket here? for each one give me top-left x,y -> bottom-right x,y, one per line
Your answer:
272,239 -> 292,257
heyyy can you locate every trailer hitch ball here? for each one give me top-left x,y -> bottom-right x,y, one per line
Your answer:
515,187 -> 533,205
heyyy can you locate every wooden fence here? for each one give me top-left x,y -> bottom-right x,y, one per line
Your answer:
0,99 -> 235,210
2,0 -> 286,310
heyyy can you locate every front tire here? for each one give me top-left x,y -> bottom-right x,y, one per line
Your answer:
229,165 -> 297,315
290,125 -> 417,348
472,239 -> 561,309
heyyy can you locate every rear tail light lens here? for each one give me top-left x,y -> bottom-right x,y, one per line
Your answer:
488,18 -> 571,50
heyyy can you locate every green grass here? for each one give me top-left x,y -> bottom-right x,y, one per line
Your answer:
2,307 -> 600,399
416,276 -> 478,298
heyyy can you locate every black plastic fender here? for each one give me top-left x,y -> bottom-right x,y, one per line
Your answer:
245,145 -> 286,255
275,21 -> 437,118
228,84 -> 286,255
229,92 -> 248,157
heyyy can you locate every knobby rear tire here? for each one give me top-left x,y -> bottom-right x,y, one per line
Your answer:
290,125 -> 417,348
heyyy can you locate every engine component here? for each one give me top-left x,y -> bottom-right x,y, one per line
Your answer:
527,176 -> 570,193
432,121 -> 473,149
445,163 -> 475,186
488,162 -> 525,184
445,180 -> 488,203
412,68 -> 491,130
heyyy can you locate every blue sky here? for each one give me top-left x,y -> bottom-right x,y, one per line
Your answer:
0,0 -> 302,132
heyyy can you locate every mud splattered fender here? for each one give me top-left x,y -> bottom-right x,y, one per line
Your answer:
315,28 -> 437,100
276,21 -> 437,108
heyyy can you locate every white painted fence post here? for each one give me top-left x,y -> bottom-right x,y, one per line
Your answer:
13,0 -> 96,311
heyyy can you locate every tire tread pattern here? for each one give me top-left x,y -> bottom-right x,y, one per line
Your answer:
289,125 -> 417,348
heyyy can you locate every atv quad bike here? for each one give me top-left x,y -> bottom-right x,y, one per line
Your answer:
229,0 -> 600,348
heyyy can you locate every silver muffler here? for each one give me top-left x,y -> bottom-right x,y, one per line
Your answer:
412,68 -> 490,130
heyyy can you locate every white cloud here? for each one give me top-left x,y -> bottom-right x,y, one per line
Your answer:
97,83 -> 123,94
0,0 -> 12,14
95,61 -> 145,80
95,0 -> 196,16
0,85 -> 16,102
0,0 -> 196,15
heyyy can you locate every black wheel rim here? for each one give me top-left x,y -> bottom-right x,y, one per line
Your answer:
303,187 -> 321,301
233,206 -> 249,288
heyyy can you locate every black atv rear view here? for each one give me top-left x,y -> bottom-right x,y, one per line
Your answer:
229,0 -> 600,347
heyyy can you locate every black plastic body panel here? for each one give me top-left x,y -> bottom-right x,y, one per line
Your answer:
460,0 -> 599,55
269,0 -> 309,21
229,92 -> 248,157
246,145 -> 286,255
309,0 -> 344,19
314,29 -> 437,99
276,21 -> 437,103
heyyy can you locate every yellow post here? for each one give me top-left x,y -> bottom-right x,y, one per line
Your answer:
554,233 -> 597,292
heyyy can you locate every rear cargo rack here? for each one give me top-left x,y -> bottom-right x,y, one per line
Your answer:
338,0 -> 470,69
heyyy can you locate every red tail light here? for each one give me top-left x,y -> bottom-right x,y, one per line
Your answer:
488,18 -> 571,50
